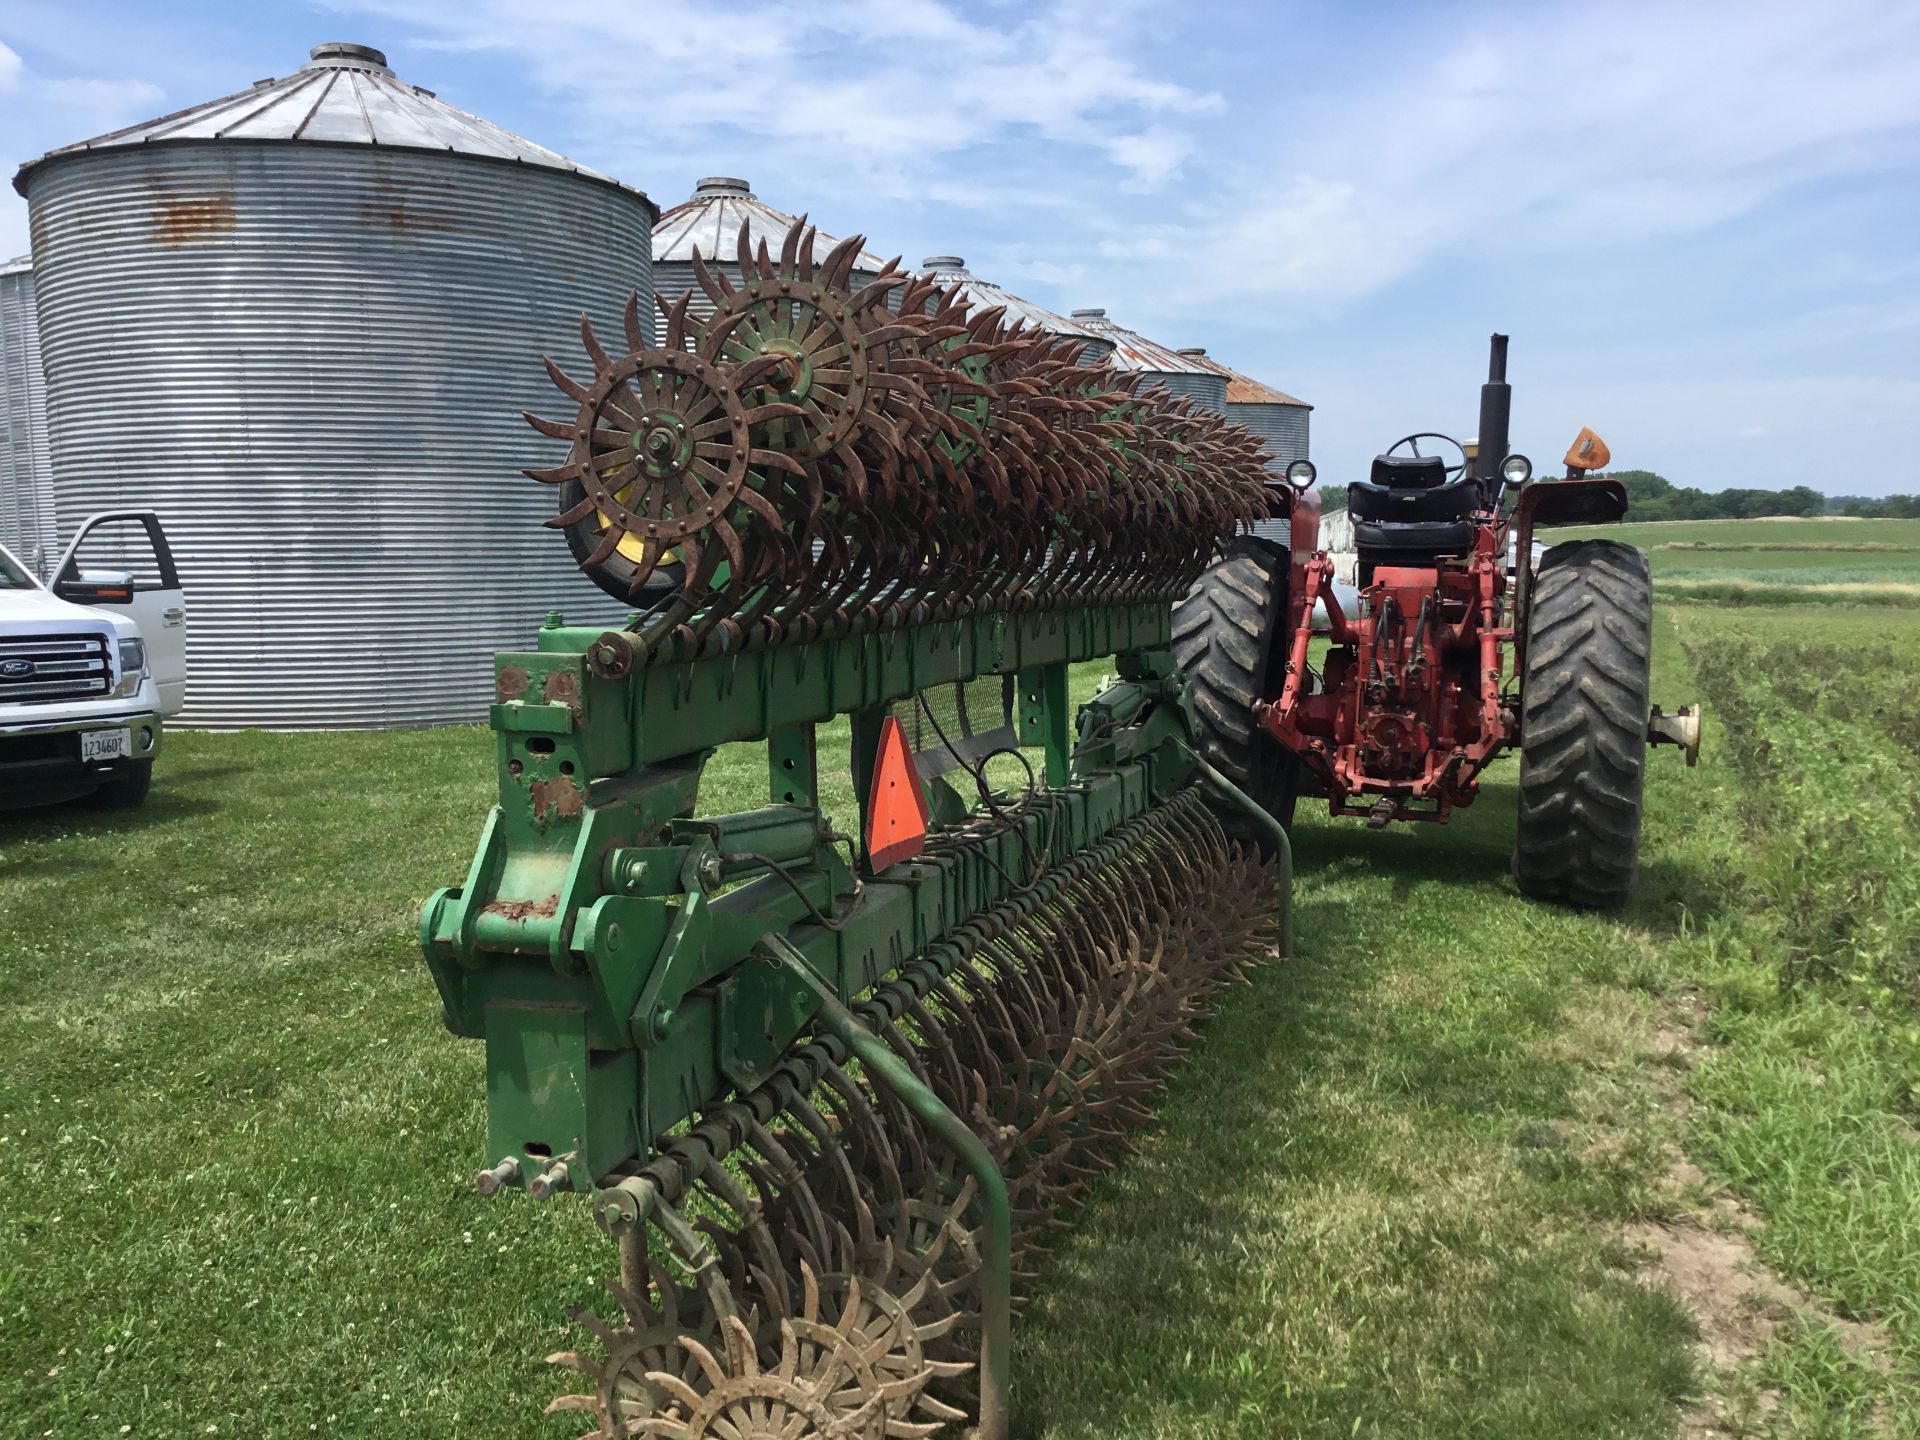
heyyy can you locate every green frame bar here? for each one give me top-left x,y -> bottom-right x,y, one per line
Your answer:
423,598 -> 1202,1193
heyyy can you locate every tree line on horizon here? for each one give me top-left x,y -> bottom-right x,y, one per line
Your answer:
1314,469 -> 1917,520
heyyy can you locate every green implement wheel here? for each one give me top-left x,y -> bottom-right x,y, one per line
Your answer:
1513,539 -> 1653,908
1171,544 -> 1302,855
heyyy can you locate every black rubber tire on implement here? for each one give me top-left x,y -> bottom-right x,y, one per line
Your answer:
1512,539 -> 1653,908
1171,546 -> 1302,855
558,477 -> 683,605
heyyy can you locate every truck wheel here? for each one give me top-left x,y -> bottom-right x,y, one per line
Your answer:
1513,540 -> 1652,908
1171,546 -> 1301,855
90,760 -> 153,809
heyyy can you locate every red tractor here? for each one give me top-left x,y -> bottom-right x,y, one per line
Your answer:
1174,335 -> 1697,907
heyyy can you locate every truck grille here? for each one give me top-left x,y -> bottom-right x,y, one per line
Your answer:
0,633 -> 112,704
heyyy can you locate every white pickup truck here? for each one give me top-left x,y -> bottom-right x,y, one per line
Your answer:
1,510 -> 186,811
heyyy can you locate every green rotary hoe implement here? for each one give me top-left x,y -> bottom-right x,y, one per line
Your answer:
421,220 -> 1296,1438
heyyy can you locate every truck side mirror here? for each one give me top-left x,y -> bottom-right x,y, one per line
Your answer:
54,567 -> 138,605
1562,428 -> 1610,474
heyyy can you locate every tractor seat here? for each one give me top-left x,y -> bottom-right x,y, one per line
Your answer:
1350,517 -> 1477,557
1369,453 -> 1449,489
1346,472 -> 1481,526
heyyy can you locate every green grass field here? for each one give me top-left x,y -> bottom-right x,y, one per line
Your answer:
4,528 -> 1918,1436
1552,516 -> 1920,606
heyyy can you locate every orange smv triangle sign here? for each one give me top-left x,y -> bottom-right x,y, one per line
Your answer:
865,714 -> 931,870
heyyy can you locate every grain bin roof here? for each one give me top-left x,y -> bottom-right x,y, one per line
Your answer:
1067,309 -> 1217,375
1174,346 -> 1312,410
1,255 -> 28,277
1225,374 -> 1311,409
13,42 -> 651,208
654,177 -> 888,269
919,258 -> 1104,342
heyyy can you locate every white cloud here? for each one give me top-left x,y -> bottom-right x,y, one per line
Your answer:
1102,126 -> 1195,190
338,0 -> 1920,330
1147,0 -> 1920,314
335,0 -> 1221,194
0,40 -> 23,91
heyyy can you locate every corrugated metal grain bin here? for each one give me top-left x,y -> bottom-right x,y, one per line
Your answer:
1226,376 -> 1311,474
13,41 -> 656,728
1176,348 -> 1313,545
653,177 -> 885,325
918,257 -> 1113,365
1177,349 -> 1312,472
1067,310 -> 1225,412
0,255 -> 54,574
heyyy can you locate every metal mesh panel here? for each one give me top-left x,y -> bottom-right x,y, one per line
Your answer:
893,673 -> 1019,783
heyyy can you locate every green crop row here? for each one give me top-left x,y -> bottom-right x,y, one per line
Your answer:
1682,610 -> 1920,999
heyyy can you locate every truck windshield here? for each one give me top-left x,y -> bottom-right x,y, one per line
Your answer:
0,550 -> 37,590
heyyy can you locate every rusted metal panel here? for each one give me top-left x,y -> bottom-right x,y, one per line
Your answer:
1068,310 -> 1225,411
1186,348 -> 1312,414
1226,374 -> 1311,408
0,256 -> 54,573
19,45 -> 656,729
918,258 -> 1115,366
1068,309 -> 1216,373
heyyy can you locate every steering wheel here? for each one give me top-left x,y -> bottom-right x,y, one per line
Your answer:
1386,432 -> 1468,476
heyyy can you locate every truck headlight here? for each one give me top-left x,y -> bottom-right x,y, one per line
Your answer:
114,636 -> 147,697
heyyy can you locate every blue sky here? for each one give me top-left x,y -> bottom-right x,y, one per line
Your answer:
4,0 -> 1917,496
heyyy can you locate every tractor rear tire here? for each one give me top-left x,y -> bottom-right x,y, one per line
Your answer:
1171,547 -> 1301,856
1513,539 -> 1653,908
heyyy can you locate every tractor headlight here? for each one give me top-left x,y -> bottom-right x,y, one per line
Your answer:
1285,459 -> 1317,489
113,636 -> 147,697
1501,454 -> 1533,484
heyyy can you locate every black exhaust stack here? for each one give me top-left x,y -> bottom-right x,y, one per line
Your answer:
1473,333 -> 1511,485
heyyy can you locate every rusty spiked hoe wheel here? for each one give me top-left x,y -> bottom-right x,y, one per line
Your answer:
432,212 -> 1301,1438
525,218 -> 1276,632
528,313 -> 809,600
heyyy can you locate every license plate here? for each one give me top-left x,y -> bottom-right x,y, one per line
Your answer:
81,728 -> 131,763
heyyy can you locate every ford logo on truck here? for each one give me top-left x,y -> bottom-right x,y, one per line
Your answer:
0,658 -> 34,678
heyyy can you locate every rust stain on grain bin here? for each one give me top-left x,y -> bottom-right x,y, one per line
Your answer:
152,194 -> 236,245
358,184 -> 464,235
